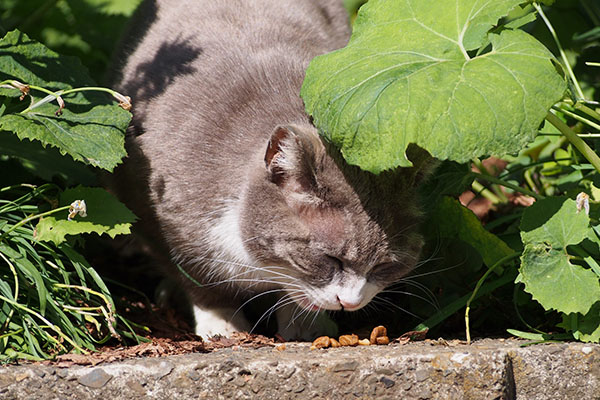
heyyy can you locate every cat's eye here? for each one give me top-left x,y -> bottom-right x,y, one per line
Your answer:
368,262 -> 395,278
325,255 -> 344,270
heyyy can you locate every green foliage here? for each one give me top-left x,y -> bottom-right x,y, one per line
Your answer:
430,197 -> 514,268
518,197 -> 600,314
0,30 -> 131,171
36,186 -> 137,245
305,0 -> 600,343
0,5 -> 139,359
301,0 -> 567,173
0,185 -> 142,361
0,0 -> 143,81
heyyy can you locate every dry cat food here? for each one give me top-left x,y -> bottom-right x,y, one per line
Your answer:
370,325 -> 389,344
310,326 -> 390,350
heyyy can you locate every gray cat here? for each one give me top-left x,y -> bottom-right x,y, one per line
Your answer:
111,0 -> 432,340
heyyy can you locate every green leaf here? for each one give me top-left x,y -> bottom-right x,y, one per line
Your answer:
35,186 -> 137,245
0,30 -> 130,171
0,130 -> 96,185
519,197 -> 600,314
520,197 -> 589,246
558,303 -> 600,343
301,0 -> 567,173
429,197 -> 514,268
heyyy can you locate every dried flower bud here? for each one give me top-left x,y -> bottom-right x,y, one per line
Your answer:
55,95 -> 65,116
68,200 -> 87,221
576,192 -> 590,215
7,80 -> 30,100
112,92 -> 132,111
329,338 -> 341,348
358,338 -> 371,346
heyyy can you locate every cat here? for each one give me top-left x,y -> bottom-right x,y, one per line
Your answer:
110,0 -> 433,340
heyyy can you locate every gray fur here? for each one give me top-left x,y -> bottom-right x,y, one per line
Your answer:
112,0 -> 430,339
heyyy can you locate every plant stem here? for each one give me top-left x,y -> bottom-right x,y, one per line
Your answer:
575,103 -> 600,123
414,270 -> 516,333
546,111 -> 600,174
0,251 -> 18,332
471,180 -> 502,204
533,3 -> 586,101
0,294 -> 86,354
471,172 -> 543,200
587,62 -> 600,67
465,253 -> 520,344
553,106 -> 600,131
0,205 -> 70,241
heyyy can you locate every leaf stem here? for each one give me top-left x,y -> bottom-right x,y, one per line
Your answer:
470,172 -> 543,200
465,252 -> 520,344
553,106 -> 600,131
471,180 -> 502,204
0,205 -> 71,241
546,111 -> 600,174
575,103 -> 600,123
533,3 -> 586,101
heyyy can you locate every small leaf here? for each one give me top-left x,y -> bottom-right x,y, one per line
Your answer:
35,186 -> 137,245
519,197 -> 600,315
301,0 -> 566,173
0,30 -> 131,171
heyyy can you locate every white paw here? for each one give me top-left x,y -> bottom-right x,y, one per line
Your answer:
276,305 -> 338,341
193,305 -> 251,339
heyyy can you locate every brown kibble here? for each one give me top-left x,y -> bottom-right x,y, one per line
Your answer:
370,325 -> 388,344
311,336 -> 331,350
376,336 -> 390,345
275,344 -> 286,351
338,334 -> 359,346
358,338 -> 371,346
330,338 -> 341,348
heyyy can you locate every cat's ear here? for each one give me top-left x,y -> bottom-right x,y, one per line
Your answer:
264,125 -> 320,189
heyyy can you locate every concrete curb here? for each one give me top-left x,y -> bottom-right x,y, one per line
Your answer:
1,339 -> 598,399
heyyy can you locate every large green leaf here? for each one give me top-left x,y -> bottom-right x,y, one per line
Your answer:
0,30 -> 130,171
518,197 -> 600,315
301,0 -> 567,173
429,197 -> 514,268
35,186 -> 137,245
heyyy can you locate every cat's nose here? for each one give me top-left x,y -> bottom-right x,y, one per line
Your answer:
337,297 -> 361,310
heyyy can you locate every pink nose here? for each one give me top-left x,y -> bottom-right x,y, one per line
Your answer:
338,298 -> 361,310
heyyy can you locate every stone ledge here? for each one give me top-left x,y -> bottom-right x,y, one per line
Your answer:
0,339 -> 598,399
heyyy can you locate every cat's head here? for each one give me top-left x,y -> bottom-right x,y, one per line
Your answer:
241,124 -> 432,312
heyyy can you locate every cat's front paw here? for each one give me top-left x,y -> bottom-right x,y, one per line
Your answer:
276,306 -> 338,341
193,305 -> 251,339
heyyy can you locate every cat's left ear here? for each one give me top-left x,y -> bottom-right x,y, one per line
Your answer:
264,125 -> 320,188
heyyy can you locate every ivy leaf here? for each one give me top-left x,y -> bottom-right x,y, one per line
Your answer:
35,186 -> 137,245
0,30 -> 130,171
301,0 -> 566,173
519,197 -> 600,315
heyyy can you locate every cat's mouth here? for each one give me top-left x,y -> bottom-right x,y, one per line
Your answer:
297,298 -> 322,312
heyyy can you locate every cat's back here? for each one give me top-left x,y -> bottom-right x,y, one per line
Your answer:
116,0 -> 349,112
111,0 -> 351,247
